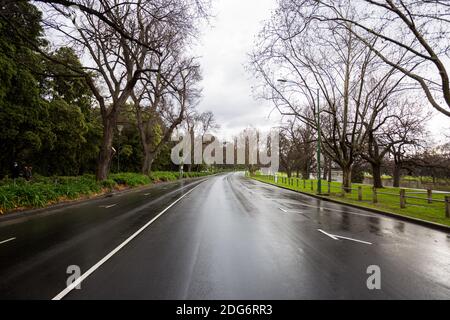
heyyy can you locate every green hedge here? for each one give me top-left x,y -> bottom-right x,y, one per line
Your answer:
110,173 -> 151,187
0,175 -> 103,213
149,171 -> 179,182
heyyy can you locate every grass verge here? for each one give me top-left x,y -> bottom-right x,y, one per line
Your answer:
0,171 -> 213,214
251,174 -> 450,227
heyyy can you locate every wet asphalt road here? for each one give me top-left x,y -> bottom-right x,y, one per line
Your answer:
0,173 -> 449,300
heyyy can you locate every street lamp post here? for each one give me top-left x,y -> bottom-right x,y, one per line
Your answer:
117,125 -> 124,173
316,89 -> 322,194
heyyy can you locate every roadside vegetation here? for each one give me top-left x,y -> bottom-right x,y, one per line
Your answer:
251,174 -> 450,227
249,0 -> 450,203
0,2 -> 218,215
0,172 -> 214,214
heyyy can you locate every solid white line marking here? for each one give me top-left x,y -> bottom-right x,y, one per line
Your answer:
52,182 -> 204,301
318,229 -> 339,240
0,237 -> 16,245
279,208 -> 288,213
318,229 -> 372,245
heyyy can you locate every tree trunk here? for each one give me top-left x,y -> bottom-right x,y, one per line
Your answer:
323,158 -> 329,180
135,107 -> 158,176
302,169 -> 310,180
302,162 -> 310,180
328,159 -> 332,182
342,166 -> 352,193
286,169 -> 292,178
96,119 -> 115,181
371,162 -> 384,188
142,151 -> 157,175
393,164 -> 401,188
141,152 -> 151,175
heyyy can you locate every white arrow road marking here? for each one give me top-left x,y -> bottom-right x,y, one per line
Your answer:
333,235 -> 372,245
0,237 -> 16,245
144,193 -> 151,196
318,229 -> 339,240
318,229 -> 372,245
279,208 -> 288,213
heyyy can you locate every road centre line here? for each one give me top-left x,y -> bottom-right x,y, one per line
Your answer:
52,182 -> 205,300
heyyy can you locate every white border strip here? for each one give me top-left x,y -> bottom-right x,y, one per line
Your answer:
52,182 -> 204,300
0,237 -> 16,245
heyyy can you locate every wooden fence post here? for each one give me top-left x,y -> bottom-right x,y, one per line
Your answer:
328,181 -> 331,194
445,197 -> 450,218
372,188 -> 378,204
427,189 -> 432,204
358,187 -> 363,201
303,180 -> 306,189
400,189 -> 406,209
311,180 -> 314,191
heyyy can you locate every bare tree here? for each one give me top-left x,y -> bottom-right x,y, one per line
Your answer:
2,0 -> 209,55
38,0 -> 208,180
288,0 -> 450,117
361,97 -> 430,187
133,55 -> 202,175
184,110 -> 219,172
385,103 -> 429,187
279,120 -> 315,178
250,1 -> 407,191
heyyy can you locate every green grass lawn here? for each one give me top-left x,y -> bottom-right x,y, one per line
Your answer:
250,174 -> 450,227
0,171 -> 214,214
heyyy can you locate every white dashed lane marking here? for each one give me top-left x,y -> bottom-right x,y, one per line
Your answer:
0,237 -> 16,245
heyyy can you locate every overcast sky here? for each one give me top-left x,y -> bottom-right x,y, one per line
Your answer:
192,0 -> 449,144
193,0 -> 280,140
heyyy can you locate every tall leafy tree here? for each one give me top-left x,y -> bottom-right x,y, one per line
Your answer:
0,1 -> 51,176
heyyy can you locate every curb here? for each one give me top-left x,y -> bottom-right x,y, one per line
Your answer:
250,177 -> 450,233
0,176 -> 210,223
